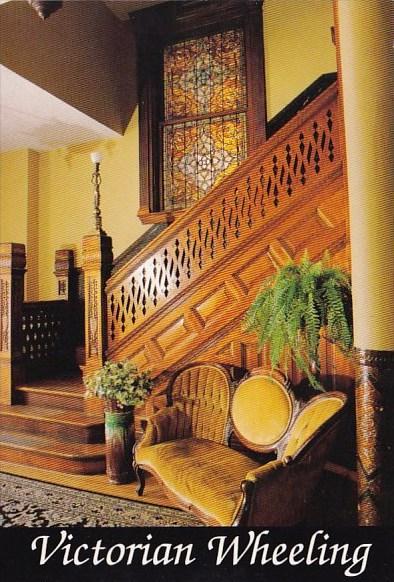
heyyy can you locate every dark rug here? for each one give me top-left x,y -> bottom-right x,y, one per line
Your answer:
0,473 -> 201,527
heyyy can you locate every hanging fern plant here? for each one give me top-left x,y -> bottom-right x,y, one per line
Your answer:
244,251 -> 353,390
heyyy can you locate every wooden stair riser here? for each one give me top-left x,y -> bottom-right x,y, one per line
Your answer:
15,388 -> 85,412
0,445 -> 105,475
0,413 -> 104,444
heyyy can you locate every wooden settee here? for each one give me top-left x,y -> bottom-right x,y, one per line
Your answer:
133,363 -> 347,526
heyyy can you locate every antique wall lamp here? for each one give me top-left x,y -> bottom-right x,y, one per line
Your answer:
90,151 -> 104,233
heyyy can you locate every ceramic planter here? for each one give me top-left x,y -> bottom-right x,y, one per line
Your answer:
104,401 -> 135,484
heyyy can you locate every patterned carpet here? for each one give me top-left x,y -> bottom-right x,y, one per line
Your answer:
0,473 -> 201,527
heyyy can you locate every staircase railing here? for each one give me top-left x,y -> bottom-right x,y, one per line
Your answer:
21,249 -> 79,380
21,300 -> 74,380
106,81 -> 341,360
0,245 -> 79,401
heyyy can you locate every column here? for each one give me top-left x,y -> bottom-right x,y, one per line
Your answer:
335,0 -> 394,525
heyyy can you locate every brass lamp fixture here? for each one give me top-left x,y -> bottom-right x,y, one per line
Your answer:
90,151 -> 104,233
27,1 -> 63,20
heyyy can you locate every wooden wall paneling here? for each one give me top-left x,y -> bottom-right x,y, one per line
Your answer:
108,185 -> 349,382
107,83 -> 341,356
106,83 -> 350,393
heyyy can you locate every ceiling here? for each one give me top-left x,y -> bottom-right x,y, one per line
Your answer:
0,0 -> 165,153
0,65 -> 119,152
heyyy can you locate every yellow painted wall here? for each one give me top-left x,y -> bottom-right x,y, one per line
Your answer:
38,108 -> 147,299
0,110 -> 145,300
264,0 -> 337,120
0,149 -> 40,299
1,3 -> 337,300
0,149 -> 29,246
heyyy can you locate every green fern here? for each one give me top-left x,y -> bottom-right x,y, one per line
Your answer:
244,251 -> 353,390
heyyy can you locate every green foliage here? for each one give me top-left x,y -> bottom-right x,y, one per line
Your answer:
244,251 -> 353,390
84,360 -> 153,408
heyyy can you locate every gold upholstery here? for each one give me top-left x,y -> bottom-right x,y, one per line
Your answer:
231,373 -> 293,451
137,437 -> 259,525
134,363 -> 347,526
283,395 -> 345,458
169,363 -> 231,443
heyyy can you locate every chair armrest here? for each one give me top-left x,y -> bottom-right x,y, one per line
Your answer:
244,459 -> 285,483
137,405 -> 180,448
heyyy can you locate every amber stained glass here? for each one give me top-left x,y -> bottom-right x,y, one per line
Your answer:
164,29 -> 246,120
163,113 -> 246,210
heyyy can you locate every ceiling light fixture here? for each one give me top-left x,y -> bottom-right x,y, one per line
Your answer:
27,1 -> 63,20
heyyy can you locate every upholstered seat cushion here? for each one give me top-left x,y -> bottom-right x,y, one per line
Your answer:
136,438 -> 260,525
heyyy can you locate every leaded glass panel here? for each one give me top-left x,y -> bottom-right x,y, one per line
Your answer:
163,113 -> 246,210
164,29 -> 246,120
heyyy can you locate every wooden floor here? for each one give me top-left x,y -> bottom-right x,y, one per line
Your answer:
0,460 -> 181,510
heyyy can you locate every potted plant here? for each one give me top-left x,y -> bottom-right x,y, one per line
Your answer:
244,251 -> 353,390
84,360 -> 153,484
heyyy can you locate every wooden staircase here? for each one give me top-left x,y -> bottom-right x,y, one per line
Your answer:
0,77 -> 354,477
0,375 -> 105,474
105,79 -> 353,397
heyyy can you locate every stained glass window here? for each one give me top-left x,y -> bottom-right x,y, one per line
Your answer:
163,29 -> 247,210
163,114 -> 246,210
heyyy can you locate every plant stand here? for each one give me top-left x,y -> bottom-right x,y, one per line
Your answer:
104,403 -> 135,484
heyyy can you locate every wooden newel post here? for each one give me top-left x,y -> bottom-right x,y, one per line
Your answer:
81,232 -> 113,413
0,243 -> 26,404
54,249 -> 75,300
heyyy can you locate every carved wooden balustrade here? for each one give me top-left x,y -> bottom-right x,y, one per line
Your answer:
0,245 -> 79,398
21,300 -> 74,380
106,81 -> 345,378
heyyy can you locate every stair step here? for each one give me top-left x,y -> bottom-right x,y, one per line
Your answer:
18,375 -> 85,393
0,405 -> 104,444
15,379 -> 86,411
0,429 -> 106,475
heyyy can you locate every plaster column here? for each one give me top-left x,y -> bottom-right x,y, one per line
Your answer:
335,0 -> 394,525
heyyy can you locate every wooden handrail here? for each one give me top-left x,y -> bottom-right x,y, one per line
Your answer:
107,81 -> 340,356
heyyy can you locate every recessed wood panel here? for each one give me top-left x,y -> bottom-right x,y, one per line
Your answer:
106,82 -> 351,390
155,316 -> 190,354
128,348 -> 149,370
267,239 -> 294,269
194,285 -> 235,326
235,253 -> 273,294
316,187 -> 348,229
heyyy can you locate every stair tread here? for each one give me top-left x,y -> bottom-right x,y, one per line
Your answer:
0,429 -> 105,459
0,404 -> 103,427
16,385 -> 85,400
17,375 -> 84,394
